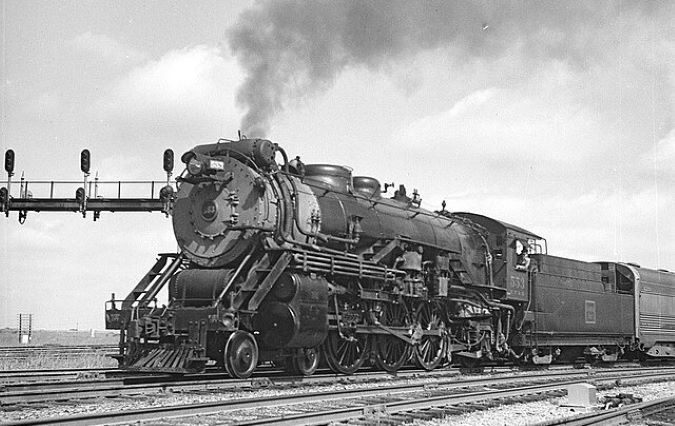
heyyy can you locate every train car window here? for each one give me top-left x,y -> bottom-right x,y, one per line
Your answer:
515,240 -> 523,252
528,238 -> 547,254
616,270 -> 634,293
496,235 -> 504,246
514,240 -> 530,271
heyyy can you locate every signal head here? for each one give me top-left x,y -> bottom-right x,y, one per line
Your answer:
0,187 -> 8,209
80,149 -> 91,174
4,150 -> 15,174
163,149 -> 174,173
75,187 -> 85,203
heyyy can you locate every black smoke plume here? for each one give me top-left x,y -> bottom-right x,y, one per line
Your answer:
228,0 -> 667,137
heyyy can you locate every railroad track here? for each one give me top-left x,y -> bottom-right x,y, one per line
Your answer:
0,360 -> 646,383
534,395 -> 675,425
3,368 -> 674,425
0,368 -> 115,383
0,364 -> 479,402
2,364 -> 674,406
0,367 -> 458,405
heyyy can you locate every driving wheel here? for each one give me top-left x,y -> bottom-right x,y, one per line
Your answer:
324,330 -> 370,374
413,301 -> 447,371
373,302 -> 411,372
224,331 -> 259,379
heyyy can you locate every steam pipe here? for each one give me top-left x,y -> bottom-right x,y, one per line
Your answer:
316,233 -> 360,245
466,287 -> 516,342
275,168 -> 295,240
504,309 -> 512,341
516,270 -> 535,331
276,146 -> 289,173
282,174 -> 360,245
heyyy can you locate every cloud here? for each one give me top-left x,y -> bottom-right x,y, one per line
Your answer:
1,211 -> 177,330
393,80 -> 608,173
436,88 -> 497,120
3,219 -> 63,251
2,44 -> 245,329
641,128 -> 675,178
92,44 -> 243,141
18,91 -> 63,124
431,185 -> 674,270
72,32 -> 147,66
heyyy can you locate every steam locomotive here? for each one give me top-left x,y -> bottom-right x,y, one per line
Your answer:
3,138 -> 675,378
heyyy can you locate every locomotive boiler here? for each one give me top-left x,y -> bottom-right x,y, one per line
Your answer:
2,137 -> 674,378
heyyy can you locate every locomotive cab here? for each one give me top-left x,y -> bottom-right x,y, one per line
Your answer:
453,212 -> 545,302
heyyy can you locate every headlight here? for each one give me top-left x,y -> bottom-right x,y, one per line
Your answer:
187,157 -> 204,176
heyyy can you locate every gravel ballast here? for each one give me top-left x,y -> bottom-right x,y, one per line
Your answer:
412,381 -> 675,426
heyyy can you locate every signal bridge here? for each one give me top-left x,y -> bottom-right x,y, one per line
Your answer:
1,149 -> 176,222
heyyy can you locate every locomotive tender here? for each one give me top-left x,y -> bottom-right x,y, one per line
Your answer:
2,138 -> 675,377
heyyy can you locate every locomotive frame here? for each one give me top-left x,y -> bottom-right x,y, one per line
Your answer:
3,138 -> 675,377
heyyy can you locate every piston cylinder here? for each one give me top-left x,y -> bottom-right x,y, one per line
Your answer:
255,273 -> 328,349
171,269 -> 232,307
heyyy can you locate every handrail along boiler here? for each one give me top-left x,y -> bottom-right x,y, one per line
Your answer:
2,138 -> 674,377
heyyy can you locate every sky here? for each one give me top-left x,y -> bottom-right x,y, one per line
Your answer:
1,0 -> 673,330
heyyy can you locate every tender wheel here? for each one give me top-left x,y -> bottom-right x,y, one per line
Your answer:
413,301 -> 447,371
224,331 -> 259,379
324,331 -> 370,374
374,302 -> 411,372
290,347 -> 320,376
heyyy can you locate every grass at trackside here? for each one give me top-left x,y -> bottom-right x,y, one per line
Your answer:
0,353 -> 119,370
0,328 -> 120,370
0,328 -> 119,347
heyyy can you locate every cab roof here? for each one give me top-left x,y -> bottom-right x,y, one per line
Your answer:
453,212 -> 542,239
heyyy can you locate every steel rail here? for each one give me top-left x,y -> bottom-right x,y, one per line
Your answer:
0,367 -> 420,398
0,367 -> 374,398
0,345 -> 117,351
0,365 -> 467,398
0,368 -> 113,376
2,364 -> 675,406
209,371 -> 675,426
232,382 -> 572,426
0,368 -> 115,384
533,395 -> 675,425
0,371 -> 427,405
3,369 -> 675,425
0,374 -> 238,404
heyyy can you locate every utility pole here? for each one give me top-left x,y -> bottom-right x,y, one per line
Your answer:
18,313 -> 33,344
